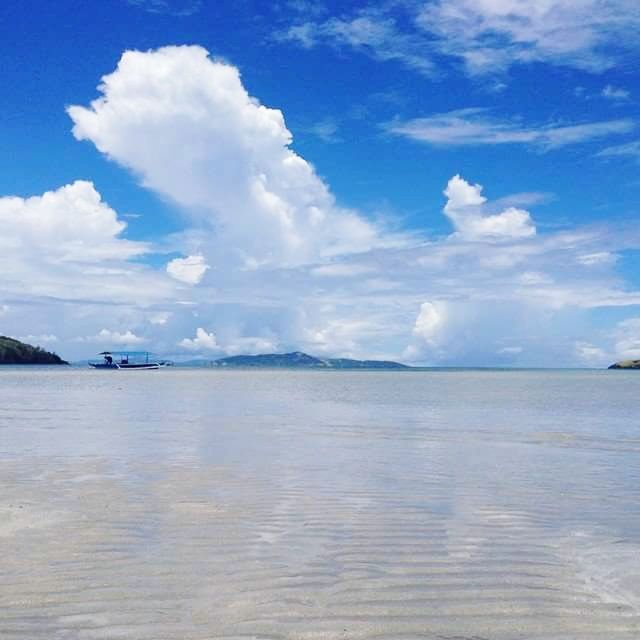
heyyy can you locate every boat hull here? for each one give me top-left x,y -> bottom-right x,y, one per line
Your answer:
89,363 -> 160,370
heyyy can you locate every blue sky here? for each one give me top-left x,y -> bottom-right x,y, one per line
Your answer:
1,0 -> 640,365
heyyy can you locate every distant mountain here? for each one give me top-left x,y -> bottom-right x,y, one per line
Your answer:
0,336 -> 68,365
209,351 -> 410,370
608,360 -> 640,369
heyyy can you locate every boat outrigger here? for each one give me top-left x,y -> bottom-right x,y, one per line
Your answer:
89,351 -> 161,370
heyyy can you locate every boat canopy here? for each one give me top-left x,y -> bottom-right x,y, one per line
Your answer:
96,351 -> 155,364
98,351 -> 154,356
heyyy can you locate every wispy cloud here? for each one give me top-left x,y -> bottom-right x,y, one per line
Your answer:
389,108 -> 635,150
279,9 -> 435,76
281,0 -> 640,76
598,139 -> 640,159
126,0 -> 201,16
417,0 -> 640,75
306,118 -> 341,143
602,84 -> 631,101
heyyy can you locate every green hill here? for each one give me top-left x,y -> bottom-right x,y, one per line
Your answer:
210,351 -> 410,369
0,336 -> 68,365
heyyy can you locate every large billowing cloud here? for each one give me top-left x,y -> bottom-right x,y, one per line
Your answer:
67,45 -> 393,269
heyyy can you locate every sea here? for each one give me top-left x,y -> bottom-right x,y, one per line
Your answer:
1,366 -> 639,639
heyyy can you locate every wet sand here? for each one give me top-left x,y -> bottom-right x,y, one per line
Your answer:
1,367 -> 639,638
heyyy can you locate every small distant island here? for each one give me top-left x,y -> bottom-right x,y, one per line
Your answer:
0,336 -> 68,365
608,360 -> 640,370
203,351 -> 410,370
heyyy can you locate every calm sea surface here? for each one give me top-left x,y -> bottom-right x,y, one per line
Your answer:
1,367 -> 640,639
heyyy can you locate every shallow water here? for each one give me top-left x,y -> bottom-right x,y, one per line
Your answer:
1,367 -> 639,639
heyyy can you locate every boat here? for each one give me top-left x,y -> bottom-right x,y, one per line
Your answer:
89,351 -> 161,370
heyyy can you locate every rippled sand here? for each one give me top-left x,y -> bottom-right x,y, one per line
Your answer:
1,368 -> 640,638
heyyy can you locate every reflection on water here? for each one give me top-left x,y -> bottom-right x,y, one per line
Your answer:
1,368 -> 640,638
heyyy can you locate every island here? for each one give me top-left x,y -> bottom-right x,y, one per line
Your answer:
0,336 -> 68,365
206,351 -> 410,369
608,360 -> 640,369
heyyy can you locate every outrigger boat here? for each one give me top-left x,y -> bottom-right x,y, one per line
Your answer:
89,351 -> 161,370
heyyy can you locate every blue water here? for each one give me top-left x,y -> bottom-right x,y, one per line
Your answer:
1,368 -> 639,638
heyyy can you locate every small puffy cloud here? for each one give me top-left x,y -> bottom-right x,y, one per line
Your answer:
179,327 -> 220,351
99,329 -> 147,345
403,301 -> 447,362
389,109 -> 634,150
166,254 -> 210,284
443,175 -> 536,241
148,311 -> 171,325
80,329 -> 148,345
412,301 -> 444,343
68,45 -> 390,269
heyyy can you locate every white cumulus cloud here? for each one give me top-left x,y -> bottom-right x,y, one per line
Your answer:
0,180 -> 175,306
166,254 -> 210,284
179,327 -> 220,351
0,180 -> 145,263
443,175 -> 536,240
68,45 -> 393,269
412,301 -> 445,343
